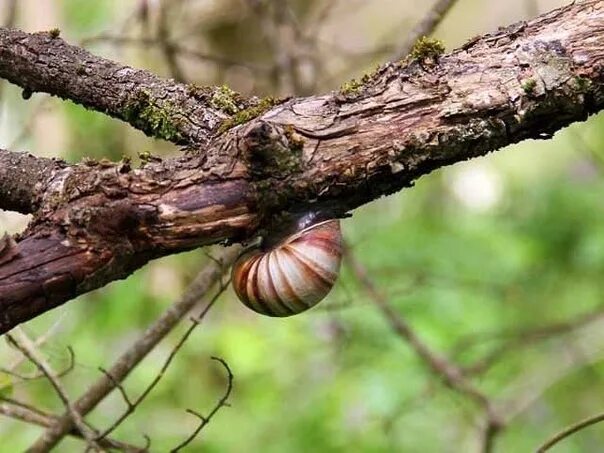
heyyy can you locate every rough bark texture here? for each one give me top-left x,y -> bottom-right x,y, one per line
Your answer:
0,149 -> 65,214
0,1 -> 603,333
0,28 -> 257,146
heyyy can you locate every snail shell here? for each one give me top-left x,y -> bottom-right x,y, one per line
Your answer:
231,219 -> 342,317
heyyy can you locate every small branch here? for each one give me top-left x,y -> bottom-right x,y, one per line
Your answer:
0,148 -> 66,214
157,0 -> 186,82
536,412 -> 604,452
29,247 -> 239,453
0,27 -> 244,146
96,279 -> 229,441
5,328 -> 102,452
0,398 -> 145,452
395,0 -> 459,59
344,244 -> 503,451
2,344 -> 74,381
82,34 -> 267,72
456,307 -> 604,376
171,356 -> 233,452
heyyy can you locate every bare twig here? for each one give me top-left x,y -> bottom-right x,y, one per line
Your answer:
344,243 -> 503,452
248,0 -> 302,95
537,412 -> 604,451
2,344 -> 74,381
157,0 -> 186,82
0,397 -> 145,452
82,34 -> 267,71
458,307 -> 604,376
171,356 -> 233,452
96,279 -> 229,441
29,246 -> 240,452
395,0 -> 459,59
6,328 -> 102,452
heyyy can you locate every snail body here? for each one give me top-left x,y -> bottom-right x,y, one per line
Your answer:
231,219 -> 342,317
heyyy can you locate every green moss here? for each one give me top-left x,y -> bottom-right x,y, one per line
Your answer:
49,28 -> 61,39
409,37 -> 445,62
340,78 -> 363,96
187,83 -> 212,98
218,97 -> 282,133
122,90 -> 183,142
571,76 -> 592,94
522,78 -> 537,95
210,85 -> 240,115
284,124 -> 305,153
339,65 -> 383,98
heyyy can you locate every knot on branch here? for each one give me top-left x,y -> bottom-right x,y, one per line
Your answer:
241,121 -> 305,180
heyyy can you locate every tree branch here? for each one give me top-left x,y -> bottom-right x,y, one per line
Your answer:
0,27 -> 253,147
0,398 -> 145,452
29,248 -> 236,452
0,1 -> 603,332
0,148 -> 65,214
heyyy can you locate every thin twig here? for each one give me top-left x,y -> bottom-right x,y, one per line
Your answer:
537,412 -> 604,451
82,34 -> 268,72
29,246 -> 240,453
395,0 -> 459,59
0,398 -> 145,452
96,280 -> 229,441
6,328 -> 102,452
1,344 -> 74,382
157,0 -> 186,82
171,356 -> 234,452
343,243 -> 503,452
458,307 -> 604,376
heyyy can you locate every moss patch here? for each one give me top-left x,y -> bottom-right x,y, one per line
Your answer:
218,97 -> 282,133
210,85 -> 240,114
122,90 -> 183,142
571,76 -> 592,94
409,37 -> 445,62
340,78 -> 364,96
522,78 -> 537,95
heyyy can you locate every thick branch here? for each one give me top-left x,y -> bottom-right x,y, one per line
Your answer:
0,1 -> 603,332
0,27 -> 248,146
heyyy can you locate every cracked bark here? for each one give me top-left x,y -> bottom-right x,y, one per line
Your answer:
0,0 -> 603,333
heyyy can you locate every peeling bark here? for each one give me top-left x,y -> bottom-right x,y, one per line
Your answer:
0,1 -> 603,333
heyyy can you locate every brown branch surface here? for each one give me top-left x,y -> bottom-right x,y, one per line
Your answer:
0,1 -> 603,332
0,27 -> 245,146
0,149 -> 65,214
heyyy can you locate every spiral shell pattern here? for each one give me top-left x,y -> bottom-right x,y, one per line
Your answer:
231,220 -> 342,317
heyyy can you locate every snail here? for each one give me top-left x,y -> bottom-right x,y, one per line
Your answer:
231,217 -> 342,317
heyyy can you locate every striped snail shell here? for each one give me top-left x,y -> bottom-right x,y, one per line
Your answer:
231,219 -> 342,317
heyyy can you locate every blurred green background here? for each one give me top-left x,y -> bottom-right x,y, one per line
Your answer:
2,0 -> 604,451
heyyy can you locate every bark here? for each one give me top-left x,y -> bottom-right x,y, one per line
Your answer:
0,0 -> 603,333
0,28 -> 255,146
0,149 -> 65,214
